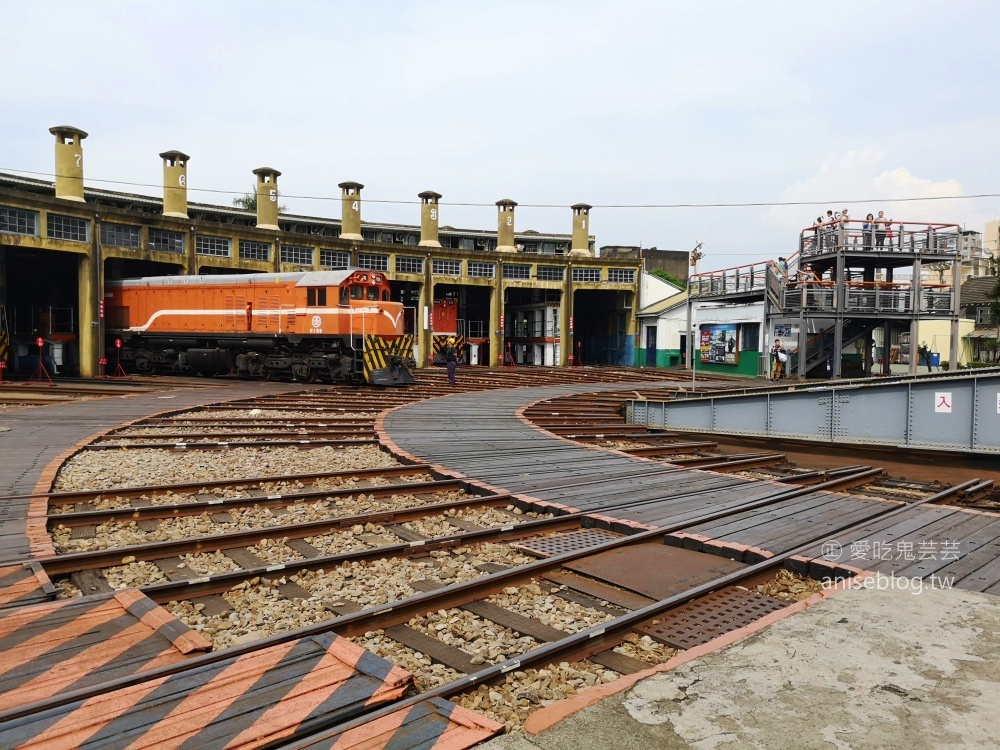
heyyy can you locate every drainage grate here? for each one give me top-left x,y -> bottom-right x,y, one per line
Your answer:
633,587 -> 789,650
515,528 -> 622,558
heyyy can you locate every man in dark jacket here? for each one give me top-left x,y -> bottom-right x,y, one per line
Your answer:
444,338 -> 458,386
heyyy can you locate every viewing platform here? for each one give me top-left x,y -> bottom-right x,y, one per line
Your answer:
686,220 -> 963,379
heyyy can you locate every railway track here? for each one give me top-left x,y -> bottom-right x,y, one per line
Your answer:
1,367 -> 997,748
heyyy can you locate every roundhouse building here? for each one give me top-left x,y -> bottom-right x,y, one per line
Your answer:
0,127 -> 641,376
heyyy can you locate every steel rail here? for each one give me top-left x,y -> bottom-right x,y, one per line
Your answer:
2,464 -> 433,506
0,466 -> 883,723
80,437 -> 380,450
277,477 -> 986,750
47,477 -> 472,527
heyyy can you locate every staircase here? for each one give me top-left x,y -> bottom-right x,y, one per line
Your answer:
787,318 -> 875,377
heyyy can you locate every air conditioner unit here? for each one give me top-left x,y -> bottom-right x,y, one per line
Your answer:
476,238 -> 486,246
556,242 -> 567,250
395,233 -> 405,242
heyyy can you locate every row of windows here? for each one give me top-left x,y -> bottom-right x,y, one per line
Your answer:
280,244 -> 312,265
102,222 -> 141,248
396,256 -> 424,274
241,240 -> 272,262
0,207 -> 36,235
0,208 -> 92,242
432,259 -> 462,276
572,268 -> 602,283
0,206 -> 622,282
149,228 -> 185,252
357,253 -> 389,272
503,264 -> 531,280
320,249 -> 350,269
196,235 -> 231,257
608,268 -> 636,284
467,261 -> 496,278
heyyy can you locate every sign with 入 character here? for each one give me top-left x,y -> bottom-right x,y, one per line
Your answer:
934,392 -> 952,413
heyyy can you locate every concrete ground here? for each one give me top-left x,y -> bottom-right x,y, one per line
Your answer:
482,586 -> 1000,750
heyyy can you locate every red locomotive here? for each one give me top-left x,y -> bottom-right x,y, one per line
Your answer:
107,270 -> 415,385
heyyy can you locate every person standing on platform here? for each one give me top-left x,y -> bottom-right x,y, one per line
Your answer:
444,337 -> 458,386
875,211 -> 890,249
770,340 -> 787,381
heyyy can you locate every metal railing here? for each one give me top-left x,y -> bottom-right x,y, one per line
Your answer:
781,282 -> 953,315
799,219 -> 961,259
689,252 -> 799,298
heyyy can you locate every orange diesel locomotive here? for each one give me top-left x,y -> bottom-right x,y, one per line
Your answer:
107,270 -> 416,385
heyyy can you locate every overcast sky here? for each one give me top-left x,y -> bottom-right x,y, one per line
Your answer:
3,1 -> 998,266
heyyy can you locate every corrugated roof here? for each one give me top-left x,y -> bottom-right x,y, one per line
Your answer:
0,171 -> 576,241
637,290 -> 688,317
960,276 -> 998,305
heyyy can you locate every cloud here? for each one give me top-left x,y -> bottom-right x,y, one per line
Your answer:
770,149 -> 981,232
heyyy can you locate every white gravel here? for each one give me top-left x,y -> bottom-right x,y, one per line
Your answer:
52,445 -> 400,491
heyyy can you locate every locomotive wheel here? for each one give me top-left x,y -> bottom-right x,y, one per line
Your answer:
263,367 -> 279,382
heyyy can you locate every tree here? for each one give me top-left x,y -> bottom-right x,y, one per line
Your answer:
233,186 -> 288,213
650,268 -> 684,288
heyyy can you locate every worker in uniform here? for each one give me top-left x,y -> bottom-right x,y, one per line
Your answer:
444,337 -> 458,386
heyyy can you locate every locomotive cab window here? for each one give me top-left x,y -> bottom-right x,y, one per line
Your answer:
382,290 -> 390,301
367,286 -> 378,301
350,285 -> 364,300
307,288 -> 327,306
340,287 -> 349,305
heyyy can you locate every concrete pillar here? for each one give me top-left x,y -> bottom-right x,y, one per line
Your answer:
562,267 -> 575,366
496,199 -> 517,253
488,288 -> 502,366
797,308 -> 806,379
950,254 -> 961,370
252,167 -> 281,230
569,203 -> 592,257
49,126 -> 88,202
420,257 -> 433,368
910,257 -> 922,375
882,321 -> 891,375
160,151 -> 190,218
77,252 -> 98,377
339,182 -> 364,241
625,290 -> 637,366
418,191 -> 442,247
